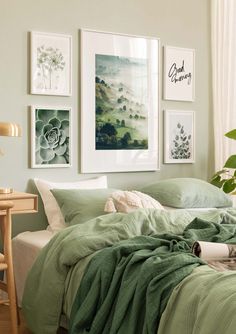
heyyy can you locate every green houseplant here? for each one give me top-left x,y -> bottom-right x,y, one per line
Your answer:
211,129 -> 236,193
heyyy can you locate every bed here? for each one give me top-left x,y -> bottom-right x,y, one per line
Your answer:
12,230 -> 54,306
16,177 -> 236,334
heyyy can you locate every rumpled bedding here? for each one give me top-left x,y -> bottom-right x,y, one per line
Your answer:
22,208 -> 236,334
158,265 -> 236,334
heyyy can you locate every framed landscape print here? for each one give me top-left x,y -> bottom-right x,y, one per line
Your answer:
164,110 -> 195,163
31,106 -> 71,168
30,31 -> 72,96
80,29 -> 159,173
164,46 -> 195,101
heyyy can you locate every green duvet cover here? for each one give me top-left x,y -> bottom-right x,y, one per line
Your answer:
158,265 -> 236,334
22,208 -> 236,334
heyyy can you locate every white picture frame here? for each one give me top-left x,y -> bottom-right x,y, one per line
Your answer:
80,29 -> 160,173
164,46 -> 195,101
164,110 -> 195,164
31,106 -> 72,168
30,31 -> 72,96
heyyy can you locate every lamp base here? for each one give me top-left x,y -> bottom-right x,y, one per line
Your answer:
0,187 -> 13,194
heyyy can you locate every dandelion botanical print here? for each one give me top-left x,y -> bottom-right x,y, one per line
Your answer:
31,32 -> 72,95
37,46 -> 65,91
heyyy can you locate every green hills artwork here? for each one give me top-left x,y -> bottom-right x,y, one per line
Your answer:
95,54 -> 148,150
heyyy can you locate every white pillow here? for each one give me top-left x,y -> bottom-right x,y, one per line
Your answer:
104,190 -> 165,213
34,176 -> 107,232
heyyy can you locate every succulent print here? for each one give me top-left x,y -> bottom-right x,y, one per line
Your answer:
35,109 -> 70,165
37,45 -> 65,90
170,122 -> 191,159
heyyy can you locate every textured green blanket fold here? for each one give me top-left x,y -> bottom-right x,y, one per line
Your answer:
69,235 -> 202,334
69,218 -> 236,334
158,265 -> 236,334
22,208 -> 236,334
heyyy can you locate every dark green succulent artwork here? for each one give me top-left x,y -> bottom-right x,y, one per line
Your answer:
34,108 -> 70,166
171,122 -> 191,159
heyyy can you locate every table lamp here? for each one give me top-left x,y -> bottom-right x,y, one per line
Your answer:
0,122 -> 22,194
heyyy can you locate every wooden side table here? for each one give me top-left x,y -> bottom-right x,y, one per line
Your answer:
0,191 -> 38,216
0,192 -> 38,334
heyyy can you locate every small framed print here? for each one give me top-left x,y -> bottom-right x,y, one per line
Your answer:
30,31 -> 72,96
164,46 -> 195,101
164,110 -> 195,164
31,106 -> 71,168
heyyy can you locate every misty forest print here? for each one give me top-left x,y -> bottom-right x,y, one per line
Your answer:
95,54 -> 148,150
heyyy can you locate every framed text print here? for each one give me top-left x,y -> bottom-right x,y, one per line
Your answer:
164,46 -> 195,101
31,106 -> 71,168
164,110 -> 195,163
80,29 -> 159,173
30,31 -> 72,96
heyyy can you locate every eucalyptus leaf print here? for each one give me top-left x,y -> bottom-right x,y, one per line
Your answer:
170,122 -> 191,159
34,108 -> 70,166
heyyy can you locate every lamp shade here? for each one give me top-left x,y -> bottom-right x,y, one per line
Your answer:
0,122 -> 21,137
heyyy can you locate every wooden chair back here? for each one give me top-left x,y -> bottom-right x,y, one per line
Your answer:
0,201 -> 19,334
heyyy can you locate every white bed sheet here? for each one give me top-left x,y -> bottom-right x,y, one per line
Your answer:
12,230 -> 54,306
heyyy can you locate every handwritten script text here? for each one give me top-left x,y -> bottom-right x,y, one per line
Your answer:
168,60 -> 192,85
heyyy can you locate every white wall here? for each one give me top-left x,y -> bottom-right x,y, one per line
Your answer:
0,0 -> 213,234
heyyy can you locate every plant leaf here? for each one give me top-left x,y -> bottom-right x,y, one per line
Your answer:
225,129 -> 236,140
59,130 -> 67,145
223,179 -> 236,193
43,124 -> 53,135
39,148 -> 55,162
57,110 -> 70,121
39,135 -> 50,149
49,117 -> 61,128
37,109 -> 56,123
54,143 -> 67,156
35,150 -> 43,164
211,169 -> 228,179
224,155 -> 236,168
35,137 -> 40,152
35,120 -> 44,137
210,175 -> 225,188
61,120 -> 70,137
48,155 -> 67,164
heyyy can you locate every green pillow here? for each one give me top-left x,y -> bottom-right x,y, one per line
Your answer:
141,178 -> 233,208
51,188 -> 117,226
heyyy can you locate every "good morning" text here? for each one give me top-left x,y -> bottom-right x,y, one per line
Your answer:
168,60 -> 192,85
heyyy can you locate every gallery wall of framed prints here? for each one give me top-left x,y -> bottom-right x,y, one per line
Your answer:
28,28 -> 196,171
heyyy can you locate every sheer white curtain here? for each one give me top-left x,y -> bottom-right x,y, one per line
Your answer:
211,0 -> 236,172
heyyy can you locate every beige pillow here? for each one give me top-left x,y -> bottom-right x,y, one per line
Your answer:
104,190 -> 165,213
